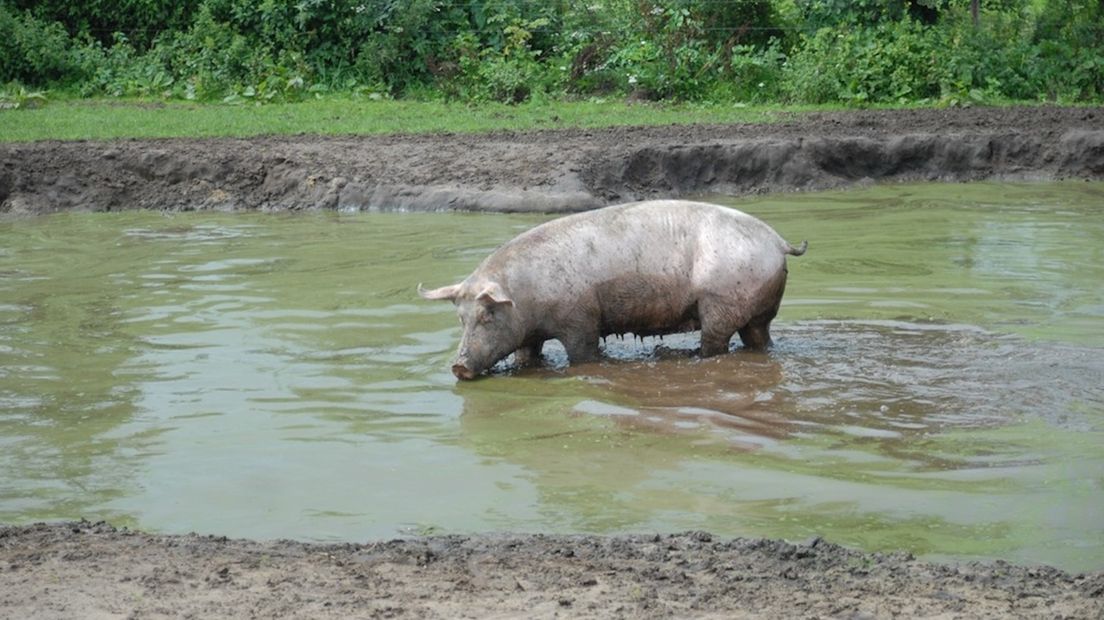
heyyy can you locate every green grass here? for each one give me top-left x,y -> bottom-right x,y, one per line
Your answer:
0,97 -> 828,142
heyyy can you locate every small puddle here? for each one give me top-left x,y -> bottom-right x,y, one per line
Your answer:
1,182 -> 1101,571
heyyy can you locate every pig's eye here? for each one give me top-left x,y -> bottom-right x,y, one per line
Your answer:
477,307 -> 495,324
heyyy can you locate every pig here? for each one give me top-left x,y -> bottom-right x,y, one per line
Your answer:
419,199 -> 806,380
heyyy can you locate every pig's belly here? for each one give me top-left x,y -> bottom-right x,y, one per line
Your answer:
594,274 -> 699,337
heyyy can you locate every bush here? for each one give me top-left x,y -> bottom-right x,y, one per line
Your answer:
75,34 -> 176,98
558,1 -> 788,101
0,0 -> 1101,104
6,0 -> 197,49
451,12 -> 558,102
935,6 -> 1038,103
697,0 -> 787,47
797,0 -> 944,28
725,41 -> 787,102
784,19 -> 944,104
782,1 -> 1104,105
0,6 -> 85,84
1032,0 -> 1104,100
153,5 -> 303,101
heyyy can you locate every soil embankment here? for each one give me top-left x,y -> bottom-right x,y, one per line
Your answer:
2,106 -> 1102,215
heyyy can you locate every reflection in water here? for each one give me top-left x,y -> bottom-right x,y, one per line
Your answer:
0,220 -> 151,526
454,318 -> 1103,566
554,341 -> 791,442
0,182 -> 1102,571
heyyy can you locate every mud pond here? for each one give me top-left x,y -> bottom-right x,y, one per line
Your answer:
1,182 -> 1102,572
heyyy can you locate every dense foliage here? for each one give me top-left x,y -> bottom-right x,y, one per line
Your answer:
2,0 -> 1101,105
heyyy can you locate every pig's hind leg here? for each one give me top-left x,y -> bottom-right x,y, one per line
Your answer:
737,271 -> 786,351
559,328 -> 601,365
698,296 -> 746,357
737,321 -> 772,350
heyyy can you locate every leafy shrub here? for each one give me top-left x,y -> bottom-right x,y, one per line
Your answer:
0,0 -> 1101,104
0,6 -> 85,84
74,34 -> 176,98
466,13 -> 568,102
697,0 -> 787,47
0,83 -> 48,108
796,0 -> 944,28
935,6 -> 1037,103
724,41 -> 787,102
560,1 -> 787,100
597,3 -> 720,100
784,19 -> 944,104
6,0 -> 197,49
781,1 -> 1104,106
927,1 -> 1102,104
1032,0 -> 1104,100
157,5 -> 299,100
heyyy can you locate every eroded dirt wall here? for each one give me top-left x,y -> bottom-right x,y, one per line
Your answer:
1,106 -> 1102,215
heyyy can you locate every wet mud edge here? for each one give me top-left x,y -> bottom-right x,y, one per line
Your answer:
1,106 -> 1102,214
2,521 -> 1101,618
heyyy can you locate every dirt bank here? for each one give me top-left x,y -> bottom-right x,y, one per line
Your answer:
2,521 -> 1101,619
2,106 -> 1102,215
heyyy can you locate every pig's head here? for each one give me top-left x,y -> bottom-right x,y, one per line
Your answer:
418,280 -> 523,380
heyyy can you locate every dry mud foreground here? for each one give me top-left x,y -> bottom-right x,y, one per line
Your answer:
2,522 -> 1102,619
2,106 -> 1103,214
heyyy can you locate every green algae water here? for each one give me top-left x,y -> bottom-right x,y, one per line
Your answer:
1,182 -> 1101,572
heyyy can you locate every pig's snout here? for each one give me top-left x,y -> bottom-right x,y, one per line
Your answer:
452,363 -> 477,380
453,344 -> 481,380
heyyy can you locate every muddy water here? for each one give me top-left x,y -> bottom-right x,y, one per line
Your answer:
1,182 -> 1101,572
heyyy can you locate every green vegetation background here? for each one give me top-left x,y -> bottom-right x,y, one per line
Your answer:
2,0 -> 1102,109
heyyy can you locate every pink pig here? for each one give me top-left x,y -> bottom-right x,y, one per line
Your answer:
420,200 -> 806,380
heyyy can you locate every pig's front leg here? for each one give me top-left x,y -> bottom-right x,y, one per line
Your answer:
513,339 -> 545,367
559,327 -> 600,365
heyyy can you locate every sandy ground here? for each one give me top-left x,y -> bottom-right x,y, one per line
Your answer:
2,106 -> 1104,618
2,521 -> 1102,619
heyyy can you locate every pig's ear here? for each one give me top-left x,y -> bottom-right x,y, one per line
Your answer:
476,282 -> 513,307
418,283 -> 461,301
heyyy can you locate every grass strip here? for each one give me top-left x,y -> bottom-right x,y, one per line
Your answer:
0,98 -> 831,142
